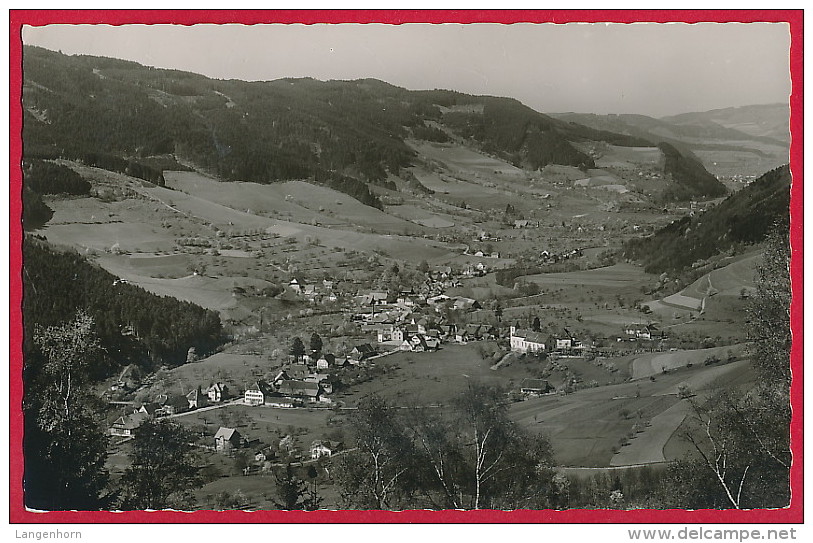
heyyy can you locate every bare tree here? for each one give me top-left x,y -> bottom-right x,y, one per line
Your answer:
335,396 -> 413,509
682,401 -> 750,509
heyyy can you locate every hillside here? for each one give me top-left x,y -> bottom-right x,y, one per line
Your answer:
24,46 -> 663,206
623,165 -> 790,273
22,238 -> 225,371
552,108 -> 790,178
657,142 -> 728,201
662,103 -> 790,144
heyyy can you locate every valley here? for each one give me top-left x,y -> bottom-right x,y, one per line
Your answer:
19,45 -> 791,512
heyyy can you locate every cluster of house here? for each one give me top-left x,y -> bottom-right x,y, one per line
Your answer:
377,319 -> 497,351
243,365 -> 333,408
461,262 -> 489,278
463,247 -> 501,259
346,272 -> 489,354
110,382 -> 230,437
512,219 -> 541,229
287,278 -> 338,303
215,426 -> 343,464
425,266 -> 460,292
539,248 -> 584,264
243,343 -> 387,407
623,324 -> 665,341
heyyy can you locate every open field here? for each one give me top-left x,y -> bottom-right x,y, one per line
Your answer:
509,358 -> 752,467
143,184 -> 456,261
645,252 -> 760,318
337,343 -> 543,406
177,403 -> 339,453
96,257 -> 274,312
661,292 -> 703,312
409,141 -> 525,178
385,203 -> 457,228
42,167 -> 461,265
97,253 -> 192,278
165,171 -> 423,234
593,145 -> 662,169
522,263 -> 652,289
38,220 -> 176,253
661,360 -> 757,462
573,170 -> 627,192
609,399 -> 691,466
683,137 -> 789,178
629,345 -> 747,380
410,168 -> 505,201
684,254 -> 759,298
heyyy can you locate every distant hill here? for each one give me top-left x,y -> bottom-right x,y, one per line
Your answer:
22,46 -> 654,207
662,103 -> 790,145
554,105 -> 789,149
623,165 -> 790,273
552,108 -> 790,179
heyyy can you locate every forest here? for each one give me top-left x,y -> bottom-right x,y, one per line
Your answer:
23,159 -> 91,195
657,142 -> 728,202
22,238 -> 225,374
623,165 -> 790,273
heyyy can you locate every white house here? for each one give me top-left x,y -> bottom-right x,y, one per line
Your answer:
207,382 -> 227,403
310,440 -> 341,459
316,353 -> 336,370
510,327 -> 546,353
556,337 -> 572,350
244,384 -> 264,406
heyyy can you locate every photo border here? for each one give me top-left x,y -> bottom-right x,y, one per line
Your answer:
8,8 -> 804,524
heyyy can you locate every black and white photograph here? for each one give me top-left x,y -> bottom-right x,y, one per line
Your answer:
13,13 -> 798,518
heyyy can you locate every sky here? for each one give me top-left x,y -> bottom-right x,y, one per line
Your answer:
21,22 -> 791,117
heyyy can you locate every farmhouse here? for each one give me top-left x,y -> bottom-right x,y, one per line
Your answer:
214,427 -> 242,452
520,378 -> 552,396
186,388 -> 205,410
277,380 -> 322,402
510,327 -> 546,353
625,324 -> 663,340
161,393 -> 191,415
555,329 -> 583,352
351,344 -> 377,360
638,324 -> 661,340
135,402 -> 161,417
310,440 -> 342,460
285,364 -> 310,380
110,412 -> 148,437
452,297 -> 482,311
376,324 -> 406,343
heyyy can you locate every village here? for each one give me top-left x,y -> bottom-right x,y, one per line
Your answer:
107,257 -> 676,480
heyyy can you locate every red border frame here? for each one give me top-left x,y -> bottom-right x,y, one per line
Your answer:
8,9 -> 803,524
